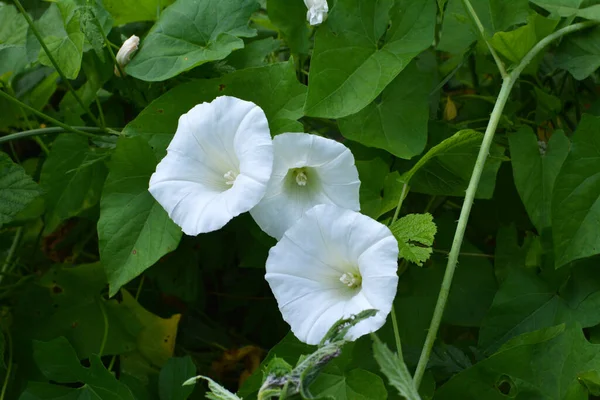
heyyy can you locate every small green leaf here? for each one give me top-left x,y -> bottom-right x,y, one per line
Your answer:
356,159 -> 404,219
320,310 -> 378,346
338,61 -> 433,159
0,151 -> 42,228
98,136 -> 182,296
158,356 -> 196,400
372,335 -> 421,400
226,37 -> 281,70
579,370 -> 600,396
552,115 -> 600,267
126,0 -> 259,81
402,129 -> 506,199
304,0 -> 436,118
0,3 -> 30,75
183,376 -> 241,400
390,213 -> 437,266
40,134 -> 109,234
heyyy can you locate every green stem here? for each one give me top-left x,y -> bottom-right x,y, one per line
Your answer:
412,20 -> 598,388
461,0 -> 508,79
98,299 -> 109,356
391,183 -> 408,226
12,0 -> 101,127
0,228 -> 22,287
0,126 -> 117,144
0,329 -> 12,400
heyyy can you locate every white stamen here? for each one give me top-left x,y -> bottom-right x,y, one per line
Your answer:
339,272 -> 361,288
295,171 -> 308,186
224,170 -> 238,185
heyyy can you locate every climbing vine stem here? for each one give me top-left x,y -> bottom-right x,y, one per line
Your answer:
412,20 -> 598,388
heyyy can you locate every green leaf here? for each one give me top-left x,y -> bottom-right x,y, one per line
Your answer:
0,151 -> 42,228
102,0 -> 173,25
509,127 -> 570,233
98,136 -> 182,296
33,2 -> 85,79
158,356 -> 196,400
356,158 -> 404,219
390,213 -> 437,266
226,37 -> 281,70
554,26 -> 600,80
529,0 -> 600,20
40,134 -> 109,234
267,0 -> 310,54
304,0 -> 436,118
338,61 -> 433,159
126,0 -> 259,81
78,5 -> 109,61
436,324 -> 600,399
184,376 -> 241,400
123,62 -> 306,158
31,336 -> 135,399
371,335 -> 421,400
0,4 -> 30,75
310,368 -> 388,400
552,115 -> 600,267
402,129 -> 506,199
438,0 -> 529,54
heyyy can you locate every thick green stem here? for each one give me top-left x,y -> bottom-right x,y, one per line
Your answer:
12,0 -> 101,127
412,20 -> 597,388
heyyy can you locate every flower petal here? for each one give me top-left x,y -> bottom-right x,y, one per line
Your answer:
149,96 -> 273,235
266,204 -> 398,345
251,133 -> 360,239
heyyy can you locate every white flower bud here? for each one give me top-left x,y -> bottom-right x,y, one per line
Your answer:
114,35 -> 140,77
304,0 -> 328,26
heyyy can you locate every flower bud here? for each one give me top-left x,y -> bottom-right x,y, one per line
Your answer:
114,35 -> 140,77
303,0 -> 328,26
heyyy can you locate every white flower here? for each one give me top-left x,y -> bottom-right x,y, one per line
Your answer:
149,96 -> 273,236
114,35 -> 140,77
304,0 -> 328,25
266,204 -> 399,345
250,133 -> 360,240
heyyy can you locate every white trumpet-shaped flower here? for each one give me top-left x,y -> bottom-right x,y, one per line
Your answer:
266,204 -> 399,345
149,96 -> 273,236
304,0 -> 329,25
250,133 -> 360,240
114,35 -> 140,76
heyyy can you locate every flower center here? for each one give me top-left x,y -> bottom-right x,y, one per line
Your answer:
292,168 -> 308,186
224,170 -> 238,186
339,272 -> 362,289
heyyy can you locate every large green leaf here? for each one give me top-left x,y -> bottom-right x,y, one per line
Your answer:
309,368 -> 388,400
437,0 -> 529,54
102,0 -> 174,25
126,0 -> 259,81
40,134 -> 109,234
123,62 -> 306,158
554,27 -> 600,80
0,151 -> 41,228
0,4 -> 30,75
158,356 -> 196,400
98,136 -> 182,296
531,0 -> 600,20
402,129 -> 506,199
23,337 -> 136,399
338,61 -> 433,159
552,115 -> 600,267
304,0 -> 436,118
436,324 -> 600,399
266,0 -> 310,55
32,1 -> 85,79
509,127 -> 570,233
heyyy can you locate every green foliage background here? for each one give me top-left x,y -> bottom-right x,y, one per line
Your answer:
1,0 -> 600,398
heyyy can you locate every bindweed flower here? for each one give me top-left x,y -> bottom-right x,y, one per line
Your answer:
149,96 -> 273,236
114,35 -> 140,77
304,0 -> 328,25
265,204 -> 399,345
250,133 -> 360,240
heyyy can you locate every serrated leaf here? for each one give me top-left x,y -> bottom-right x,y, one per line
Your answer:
552,115 -> 600,267
123,62 -> 306,158
371,335 -> 421,400
390,213 -> 437,266
183,376 -> 241,400
40,134 -> 108,234
338,61 -> 433,159
304,0 -> 436,118
401,129 -> 506,199
126,0 -> 259,81
0,151 -> 42,228
98,136 -> 182,296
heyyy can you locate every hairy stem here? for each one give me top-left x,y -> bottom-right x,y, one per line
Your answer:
12,0 -> 101,127
412,20 -> 598,388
